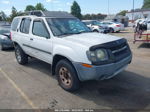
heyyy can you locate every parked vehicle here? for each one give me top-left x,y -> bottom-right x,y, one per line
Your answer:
82,20 -> 110,33
0,25 -> 13,50
113,22 -> 125,31
11,11 -> 132,92
100,21 -> 123,33
133,19 -> 145,28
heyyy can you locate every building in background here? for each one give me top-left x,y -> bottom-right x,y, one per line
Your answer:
105,15 -> 129,27
126,9 -> 150,22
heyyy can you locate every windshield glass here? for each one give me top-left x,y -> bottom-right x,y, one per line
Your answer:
93,21 -> 101,26
0,26 -> 10,34
46,18 -> 91,36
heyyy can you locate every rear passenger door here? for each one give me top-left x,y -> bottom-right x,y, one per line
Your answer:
29,19 -> 52,64
18,18 -> 32,54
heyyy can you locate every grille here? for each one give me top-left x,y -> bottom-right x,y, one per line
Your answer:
110,42 -> 130,62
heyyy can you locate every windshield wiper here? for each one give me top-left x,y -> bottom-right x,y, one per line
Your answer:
58,33 -> 75,37
75,31 -> 92,34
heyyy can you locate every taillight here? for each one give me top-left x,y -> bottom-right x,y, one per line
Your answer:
10,32 -> 12,40
116,25 -> 121,27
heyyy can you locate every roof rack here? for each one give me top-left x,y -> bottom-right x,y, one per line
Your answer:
27,10 -> 76,18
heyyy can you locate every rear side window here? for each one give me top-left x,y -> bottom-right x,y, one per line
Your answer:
11,18 -> 20,31
20,18 -> 31,34
32,20 -> 49,38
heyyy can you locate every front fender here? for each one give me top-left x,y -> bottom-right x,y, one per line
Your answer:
52,44 -> 91,64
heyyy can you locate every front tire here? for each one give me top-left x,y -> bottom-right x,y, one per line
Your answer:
15,45 -> 28,65
109,28 -> 114,33
93,30 -> 99,33
55,60 -> 80,92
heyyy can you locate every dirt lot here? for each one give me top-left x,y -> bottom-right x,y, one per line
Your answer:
0,27 -> 150,111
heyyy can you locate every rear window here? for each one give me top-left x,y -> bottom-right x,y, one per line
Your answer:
11,18 -> 20,31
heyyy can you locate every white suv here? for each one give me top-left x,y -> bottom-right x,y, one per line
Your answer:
11,11 -> 132,91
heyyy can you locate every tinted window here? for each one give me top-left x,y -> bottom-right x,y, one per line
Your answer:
20,18 -> 31,34
32,20 -> 49,38
11,18 -> 20,31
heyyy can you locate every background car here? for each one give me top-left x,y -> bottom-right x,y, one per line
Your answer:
113,21 -> 125,31
82,20 -> 110,34
0,25 -> 13,50
100,21 -> 123,33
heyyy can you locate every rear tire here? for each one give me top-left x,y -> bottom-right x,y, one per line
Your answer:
15,45 -> 28,65
55,59 -> 80,92
0,44 -> 4,51
116,30 -> 120,33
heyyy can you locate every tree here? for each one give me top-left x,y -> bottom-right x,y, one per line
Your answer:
0,16 -> 2,21
71,1 -> 82,19
82,13 -> 107,20
8,6 -> 24,22
25,5 -> 35,11
117,10 -> 128,16
35,3 -> 46,11
9,6 -> 18,21
0,11 -> 7,21
142,0 -> 150,9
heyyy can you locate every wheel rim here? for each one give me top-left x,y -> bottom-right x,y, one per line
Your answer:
59,67 -> 72,87
16,48 -> 21,62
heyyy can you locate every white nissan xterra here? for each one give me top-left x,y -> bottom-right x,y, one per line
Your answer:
11,11 -> 132,91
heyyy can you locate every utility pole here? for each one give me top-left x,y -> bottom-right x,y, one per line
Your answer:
108,0 -> 110,16
132,0 -> 135,23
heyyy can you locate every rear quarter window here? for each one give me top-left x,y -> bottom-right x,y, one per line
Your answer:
11,18 -> 20,31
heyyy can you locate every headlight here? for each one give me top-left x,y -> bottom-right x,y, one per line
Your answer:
87,49 -> 108,62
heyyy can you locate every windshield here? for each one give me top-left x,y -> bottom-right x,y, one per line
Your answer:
93,21 -> 102,26
0,26 -> 10,34
46,18 -> 91,37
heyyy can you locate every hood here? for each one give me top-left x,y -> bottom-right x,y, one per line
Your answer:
63,32 -> 122,48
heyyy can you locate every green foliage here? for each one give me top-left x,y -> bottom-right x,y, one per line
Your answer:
35,3 -> 46,11
0,11 -> 7,21
25,5 -> 36,11
117,10 -> 128,16
82,13 -> 107,20
71,1 -> 82,19
142,0 -> 150,9
7,7 -> 24,22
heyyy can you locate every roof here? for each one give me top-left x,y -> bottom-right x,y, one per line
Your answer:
127,9 -> 150,13
28,11 -> 76,18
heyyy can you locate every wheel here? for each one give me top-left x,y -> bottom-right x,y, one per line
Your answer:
93,30 -> 99,33
55,60 -> 80,92
109,28 -> 114,33
116,30 -> 120,33
15,45 -> 28,65
0,44 -> 4,51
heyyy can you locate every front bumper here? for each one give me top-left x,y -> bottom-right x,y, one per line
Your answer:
73,55 -> 132,81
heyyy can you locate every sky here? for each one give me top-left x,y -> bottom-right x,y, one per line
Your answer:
0,0 -> 144,15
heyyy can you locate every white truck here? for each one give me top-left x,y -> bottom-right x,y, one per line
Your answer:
11,11 -> 132,91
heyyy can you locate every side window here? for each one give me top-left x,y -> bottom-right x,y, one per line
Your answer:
11,18 -> 20,31
32,20 -> 49,38
20,18 -> 31,34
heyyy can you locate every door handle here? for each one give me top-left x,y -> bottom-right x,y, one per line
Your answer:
30,38 -> 33,41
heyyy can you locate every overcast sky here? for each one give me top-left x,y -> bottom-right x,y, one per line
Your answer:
0,0 -> 143,15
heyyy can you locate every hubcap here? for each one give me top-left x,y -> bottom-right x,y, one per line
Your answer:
59,67 -> 72,87
16,49 -> 21,62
